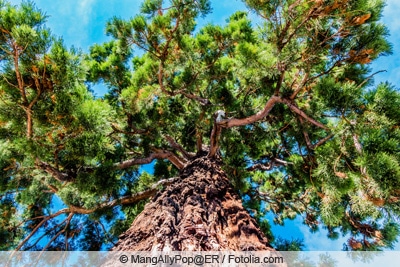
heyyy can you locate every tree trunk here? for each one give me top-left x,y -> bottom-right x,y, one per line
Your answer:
112,155 -> 272,251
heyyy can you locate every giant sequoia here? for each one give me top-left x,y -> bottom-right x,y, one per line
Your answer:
1,0 -> 399,251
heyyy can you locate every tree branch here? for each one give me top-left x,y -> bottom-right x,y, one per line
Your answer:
164,135 -> 195,160
112,176 -> 179,205
298,115 -> 333,150
218,95 -> 281,128
208,110 -> 226,157
68,177 -> 179,214
280,98 -> 329,130
180,91 -> 212,106
14,208 -> 70,251
24,212 -> 73,251
36,160 -> 71,182
12,44 -> 27,105
196,127 -> 203,153
38,149 -> 184,185
247,158 -> 292,172
208,95 -> 281,158
247,163 -> 272,172
279,3 -> 317,50
274,64 -> 286,95
158,62 -> 212,106
312,133 -> 334,149
290,72 -> 309,99
40,213 -> 73,251
115,150 -> 185,170
111,123 -> 148,135
304,131 -> 314,151
96,220 -> 117,246
357,70 -> 387,89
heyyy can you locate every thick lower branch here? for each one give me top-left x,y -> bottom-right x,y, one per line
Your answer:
219,95 -> 281,128
68,177 -> 179,215
15,177 -> 177,251
208,95 -> 279,158
208,95 -> 279,157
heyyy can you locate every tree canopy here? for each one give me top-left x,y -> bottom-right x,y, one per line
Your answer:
0,0 -> 399,251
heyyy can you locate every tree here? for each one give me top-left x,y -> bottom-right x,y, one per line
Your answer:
0,0 -> 399,251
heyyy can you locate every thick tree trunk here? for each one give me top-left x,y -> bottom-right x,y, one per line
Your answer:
112,155 -> 272,251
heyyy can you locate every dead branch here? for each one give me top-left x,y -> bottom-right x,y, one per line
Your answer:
14,208 -> 70,251
96,220 -> 117,246
40,213 -> 73,251
24,212 -> 72,251
357,70 -> 387,89
353,134 -> 362,154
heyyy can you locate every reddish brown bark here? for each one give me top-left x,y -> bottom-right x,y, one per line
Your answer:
112,155 -> 272,251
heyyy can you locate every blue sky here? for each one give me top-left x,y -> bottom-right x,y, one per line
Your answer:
7,0 -> 400,250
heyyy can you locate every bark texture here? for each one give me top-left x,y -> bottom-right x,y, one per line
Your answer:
112,155 -> 272,251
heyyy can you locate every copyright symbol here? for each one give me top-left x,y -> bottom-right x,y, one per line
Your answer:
119,255 -> 129,264
194,255 -> 204,265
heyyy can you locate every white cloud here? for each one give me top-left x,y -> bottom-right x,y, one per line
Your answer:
78,0 -> 95,23
370,0 -> 400,87
382,0 -> 400,32
300,224 -> 348,251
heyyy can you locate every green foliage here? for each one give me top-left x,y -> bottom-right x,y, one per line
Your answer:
274,237 -> 304,251
0,0 -> 399,252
